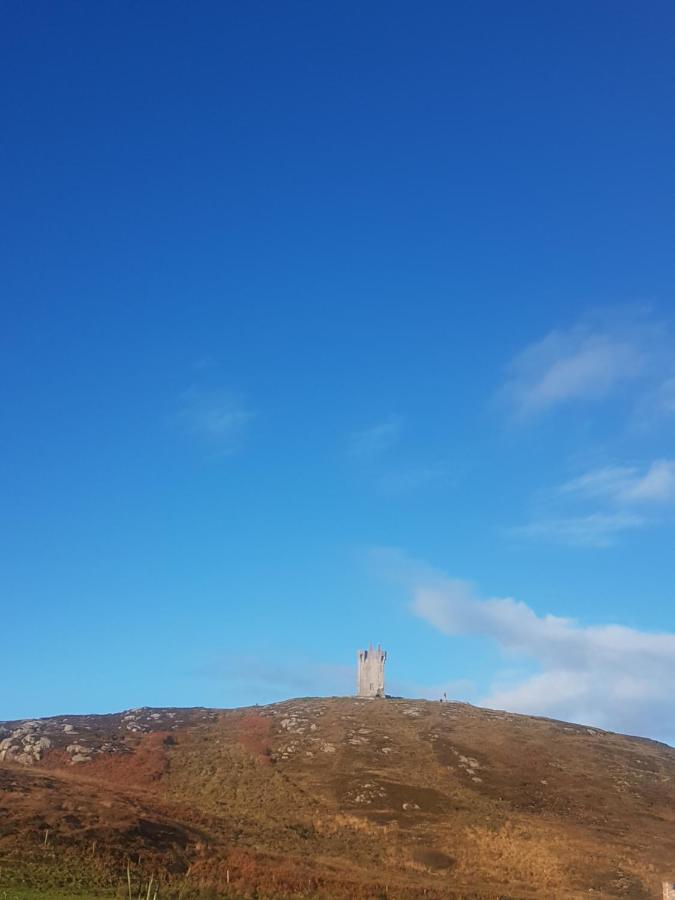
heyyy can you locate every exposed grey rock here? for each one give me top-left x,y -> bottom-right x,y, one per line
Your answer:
15,752 -> 35,765
71,753 -> 91,764
66,743 -> 89,755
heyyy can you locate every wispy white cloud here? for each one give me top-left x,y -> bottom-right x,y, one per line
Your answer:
379,549 -> 675,742
511,511 -> 646,548
499,309 -> 675,426
500,326 -> 643,418
659,376 -> 675,414
347,417 -> 452,494
562,460 -> 675,506
514,458 -> 675,547
348,416 -> 404,458
174,386 -> 253,453
631,374 -> 675,430
559,465 -> 640,502
500,311 -> 675,543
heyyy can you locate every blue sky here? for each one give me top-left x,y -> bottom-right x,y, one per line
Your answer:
3,2 -> 675,740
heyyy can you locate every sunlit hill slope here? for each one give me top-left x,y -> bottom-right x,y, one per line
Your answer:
2,697 -> 675,898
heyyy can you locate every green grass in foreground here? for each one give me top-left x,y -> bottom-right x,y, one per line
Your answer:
0,890 -> 113,900
0,888 -> 254,900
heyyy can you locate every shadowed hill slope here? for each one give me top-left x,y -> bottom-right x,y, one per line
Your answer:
2,697 -> 675,898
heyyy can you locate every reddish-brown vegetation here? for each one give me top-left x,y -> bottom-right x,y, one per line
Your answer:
2,698 -> 675,897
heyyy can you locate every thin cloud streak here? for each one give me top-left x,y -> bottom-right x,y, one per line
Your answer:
174,386 -> 253,453
500,326 -> 643,418
515,458 -> 675,547
511,511 -> 646,548
659,377 -> 675,413
562,460 -> 675,506
195,655 -> 353,697
348,416 -> 404,458
498,309 -> 675,426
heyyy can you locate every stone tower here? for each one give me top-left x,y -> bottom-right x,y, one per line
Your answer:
357,644 -> 386,698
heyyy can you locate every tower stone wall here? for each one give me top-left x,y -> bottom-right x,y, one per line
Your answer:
357,644 -> 386,698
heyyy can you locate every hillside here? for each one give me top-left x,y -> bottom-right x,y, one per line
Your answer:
1,697 -> 675,898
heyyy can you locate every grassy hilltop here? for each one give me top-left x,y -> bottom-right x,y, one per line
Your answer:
2,697 -> 675,898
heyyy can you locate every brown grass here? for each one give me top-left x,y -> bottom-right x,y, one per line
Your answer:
2,697 -> 675,897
